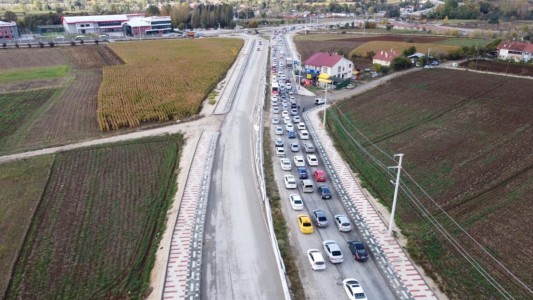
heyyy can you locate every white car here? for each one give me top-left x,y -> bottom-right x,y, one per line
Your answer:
293,155 -> 305,167
334,215 -> 352,232
283,116 -> 291,124
272,116 -> 280,124
292,116 -> 301,123
306,155 -> 318,166
290,142 -> 299,152
282,110 -> 289,118
343,278 -> 367,300
271,95 -> 278,102
289,194 -> 304,210
297,122 -> 306,130
307,249 -> 326,271
286,83 -> 292,90
299,130 -> 309,140
280,158 -> 292,171
275,126 -> 283,135
284,175 -> 297,189
323,240 -> 344,264
285,123 -> 294,131
273,106 -> 280,114
275,147 -> 286,157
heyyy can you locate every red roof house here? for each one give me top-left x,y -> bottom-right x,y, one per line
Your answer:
496,41 -> 533,62
303,52 -> 353,79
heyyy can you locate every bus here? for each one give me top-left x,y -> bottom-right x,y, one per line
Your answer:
272,82 -> 279,95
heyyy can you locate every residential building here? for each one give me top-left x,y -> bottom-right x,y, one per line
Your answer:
373,49 -> 401,67
0,21 -> 19,40
497,41 -> 533,62
303,52 -> 353,79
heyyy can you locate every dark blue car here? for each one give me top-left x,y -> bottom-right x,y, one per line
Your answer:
318,186 -> 332,199
287,130 -> 296,139
297,167 -> 308,179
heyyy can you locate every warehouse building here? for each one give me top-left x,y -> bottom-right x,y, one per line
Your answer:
122,16 -> 172,36
62,14 -> 143,35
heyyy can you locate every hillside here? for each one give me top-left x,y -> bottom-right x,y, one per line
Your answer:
327,68 -> 533,299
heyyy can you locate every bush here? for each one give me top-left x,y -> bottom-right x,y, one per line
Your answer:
391,56 -> 412,71
95,39 -> 99,45
48,41 -> 54,47
71,41 -> 76,46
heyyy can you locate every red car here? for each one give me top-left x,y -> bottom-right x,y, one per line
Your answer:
314,170 -> 327,182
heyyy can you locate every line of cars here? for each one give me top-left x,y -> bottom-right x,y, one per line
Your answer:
270,33 -> 371,300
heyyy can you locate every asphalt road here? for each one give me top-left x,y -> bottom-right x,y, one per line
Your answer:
271,33 -> 396,299
201,38 -> 285,300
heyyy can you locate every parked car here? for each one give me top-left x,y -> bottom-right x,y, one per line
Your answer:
296,167 -> 308,179
289,194 -> 304,210
284,174 -> 297,189
315,98 -> 325,105
317,186 -> 332,199
306,154 -> 318,166
323,240 -> 343,263
290,142 -> 299,152
307,249 -> 326,271
314,170 -> 326,182
335,215 -> 352,232
312,209 -> 329,228
280,158 -> 292,171
293,155 -> 305,167
347,241 -> 368,262
297,214 -> 314,234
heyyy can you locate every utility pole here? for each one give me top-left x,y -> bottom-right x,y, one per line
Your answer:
388,153 -> 404,235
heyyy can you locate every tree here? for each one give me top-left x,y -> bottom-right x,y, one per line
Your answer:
403,46 -> 417,56
443,16 -> 448,24
146,5 -> 160,16
391,56 -> 412,71
3,11 -> 17,22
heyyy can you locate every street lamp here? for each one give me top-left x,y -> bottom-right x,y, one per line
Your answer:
388,154 -> 404,235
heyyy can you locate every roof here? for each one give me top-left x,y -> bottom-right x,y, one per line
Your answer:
373,49 -> 401,62
124,18 -> 150,27
497,40 -> 533,53
304,52 -> 343,68
0,21 -> 16,26
62,15 -> 129,24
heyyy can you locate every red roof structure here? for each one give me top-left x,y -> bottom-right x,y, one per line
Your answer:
304,52 -> 343,67
373,49 -> 400,62
497,41 -> 533,52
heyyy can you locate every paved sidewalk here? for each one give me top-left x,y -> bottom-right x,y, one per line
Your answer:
162,131 -> 218,300
305,108 -> 437,300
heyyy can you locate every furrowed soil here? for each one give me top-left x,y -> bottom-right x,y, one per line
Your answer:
328,68 -> 533,299
0,48 -> 68,69
0,155 -> 54,297
294,34 -> 448,61
6,135 -> 183,299
460,59 -> 533,77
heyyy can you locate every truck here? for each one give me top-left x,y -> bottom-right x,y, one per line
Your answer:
285,58 -> 292,68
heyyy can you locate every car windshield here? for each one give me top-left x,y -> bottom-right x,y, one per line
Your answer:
342,222 -> 350,227
357,249 -> 366,254
332,250 -> 341,256
294,200 -> 302,204
354,293 -> 366,299
318,216 -> 326,221
303,222 -> 311,226
316,261 -> 325,265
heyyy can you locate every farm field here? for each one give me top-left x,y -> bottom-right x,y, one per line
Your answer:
5,135 -> 183,299
0,65 -> 70,84
327,69 -> 533,299
0,156 -> 54,297
460,59 -> 533,77
294,33 -> 447,61
0,48 -> 68,69
350,41 -> 460,58
99,38 -> 243,131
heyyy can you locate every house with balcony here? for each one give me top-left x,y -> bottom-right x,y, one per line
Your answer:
497,41 -> 533,62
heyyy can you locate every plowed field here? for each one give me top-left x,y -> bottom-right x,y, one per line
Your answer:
61,45 -> 124,69
0,48 -> 67,69
6,135 -> 183,299
460,59 -> 533,77
328,69 -> 533,299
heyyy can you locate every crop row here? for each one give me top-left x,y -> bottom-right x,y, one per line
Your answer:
97,39 -> 243,131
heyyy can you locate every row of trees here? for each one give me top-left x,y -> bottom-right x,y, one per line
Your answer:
150,4 -> 236,30
429,0 -> 533,21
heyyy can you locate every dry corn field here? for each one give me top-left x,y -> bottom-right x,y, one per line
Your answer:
98,39 -> 243,131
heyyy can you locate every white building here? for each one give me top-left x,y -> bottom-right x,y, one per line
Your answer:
497,40 -> 533,62
373,49 -> 401,67
304,52 -> 353,79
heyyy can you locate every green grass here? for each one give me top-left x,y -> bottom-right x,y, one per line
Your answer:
0,89 -> 58,149
436,38 -> 493,47
6,135 -> 183,299
0,65 -> 70,84
0,155 -> 54,298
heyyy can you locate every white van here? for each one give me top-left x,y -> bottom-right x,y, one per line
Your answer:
301,179 -> 314,193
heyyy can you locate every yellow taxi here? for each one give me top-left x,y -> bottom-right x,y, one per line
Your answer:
297,214 -> 314,234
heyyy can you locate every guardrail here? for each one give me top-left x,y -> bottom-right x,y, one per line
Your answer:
251,36 -> 291,300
